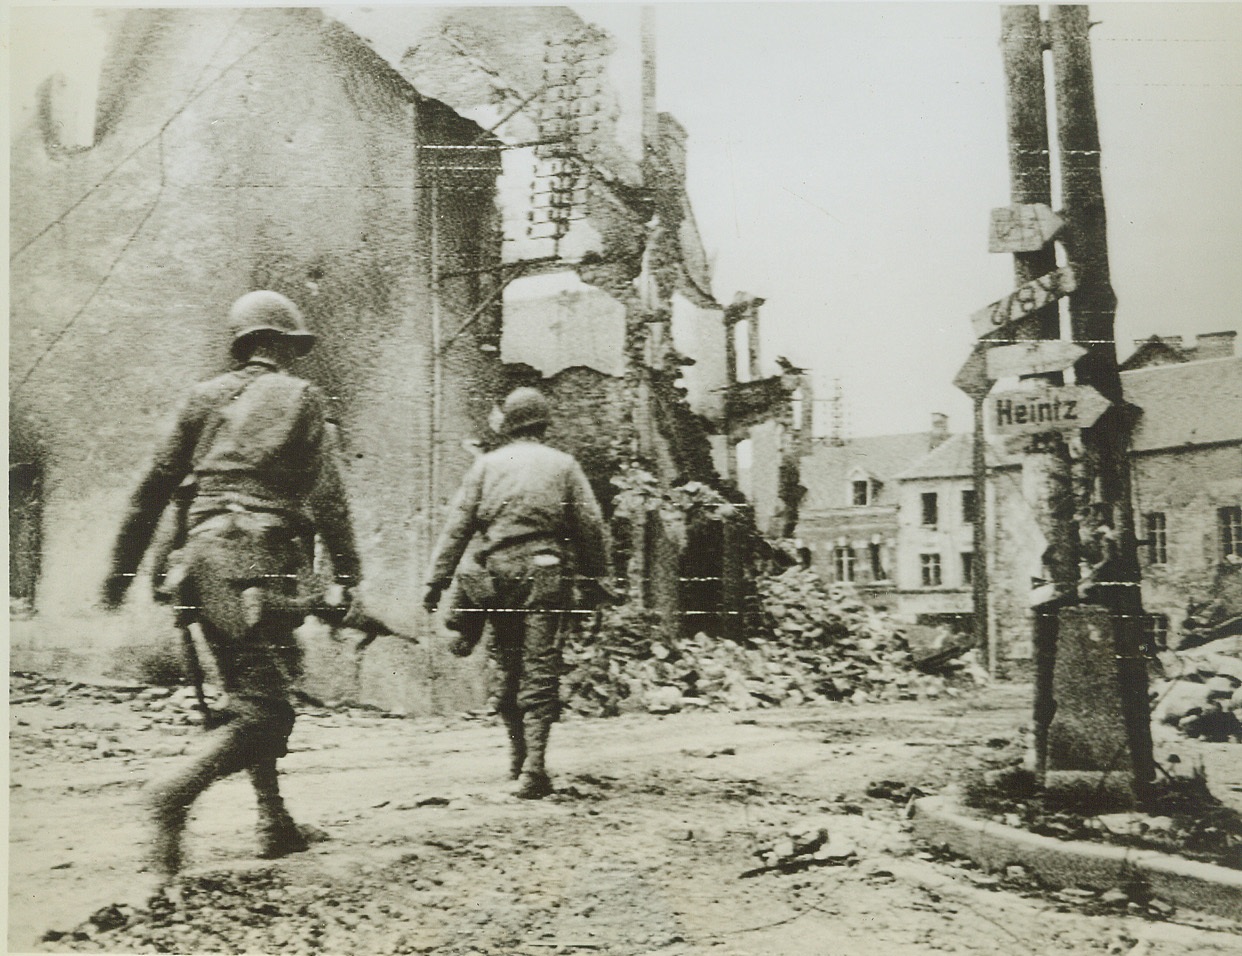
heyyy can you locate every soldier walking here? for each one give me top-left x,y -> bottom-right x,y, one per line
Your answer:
101,290 -> 362,883
424,387 -> 612,799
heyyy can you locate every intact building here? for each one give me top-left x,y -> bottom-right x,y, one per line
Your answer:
1125,353 -> 1242,646
892,434 -> 1022,645
794,415 -> 951,605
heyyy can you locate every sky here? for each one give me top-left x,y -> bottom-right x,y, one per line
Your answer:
10,3 -> 1242,439
647,3 -> 1242,437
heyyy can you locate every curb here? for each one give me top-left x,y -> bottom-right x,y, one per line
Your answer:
911,795 -> 1242,921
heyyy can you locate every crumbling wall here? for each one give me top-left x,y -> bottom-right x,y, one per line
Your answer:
9,9 -> 497,713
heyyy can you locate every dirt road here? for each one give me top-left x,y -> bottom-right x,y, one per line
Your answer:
9,677 -> 1242,955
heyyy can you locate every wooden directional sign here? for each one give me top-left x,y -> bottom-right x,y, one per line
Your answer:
989,204 -> 1065,253
952,346 -> 993,399
971,265 -> 1078,339
986,340 -> 1087,380
987,382 -> 1110,437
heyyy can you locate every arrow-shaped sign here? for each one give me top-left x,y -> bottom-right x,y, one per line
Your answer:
987,382 -> 1110,437
989,204 -> 1065,254
952,346 -> 993,399
986,340 -> 1087,380
971,265 -> 1078,340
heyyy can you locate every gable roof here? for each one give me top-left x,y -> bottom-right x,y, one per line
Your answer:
896,432 -> 1019,480
799,432 -> 932,510
1119,336 -> 1189,372
1122,356 -> 1242,452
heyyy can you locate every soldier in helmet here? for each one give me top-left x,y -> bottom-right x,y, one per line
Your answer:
424,387 -> 612,799
102,290 -> 362,883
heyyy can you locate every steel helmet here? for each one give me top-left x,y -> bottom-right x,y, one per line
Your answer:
227,290 -> 316,361
499,387 -> 552,436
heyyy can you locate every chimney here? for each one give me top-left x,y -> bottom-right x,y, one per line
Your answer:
1193,331 -> 1237,361
930,413 -> 949,450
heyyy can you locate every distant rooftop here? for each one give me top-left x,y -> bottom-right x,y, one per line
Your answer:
896,432 -> 1019,481
1122,355 -> 1242,452
800,430 -> 937,510
1119,330 -> 1236,371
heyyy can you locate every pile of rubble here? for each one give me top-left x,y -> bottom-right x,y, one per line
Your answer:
562,567 -> 979,718
1151,636 -> 1242,743
740,821 -> 856,878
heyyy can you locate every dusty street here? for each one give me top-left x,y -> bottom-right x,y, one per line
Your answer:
9,677 -> 1242,956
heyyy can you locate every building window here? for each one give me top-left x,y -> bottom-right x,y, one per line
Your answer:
868,542 -> 888,581
921,492 -> 939,528
920,553 -> 942,587
1143,512 -> 1168,565
961,489 -> 977,525
834,546 -> 856,583
1221,506 -> 1242,560
852,480 -> 870,506
1144,614 -> 1170,652
961,552 -> 974,586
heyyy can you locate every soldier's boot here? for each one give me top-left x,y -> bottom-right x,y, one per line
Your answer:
149,805 -> 187,882
147,725 -> 251,878
249,759 -> 311,859
515,717 -> 554,799
501,711 -> 527,780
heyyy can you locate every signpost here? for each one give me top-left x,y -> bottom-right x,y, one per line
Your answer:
988,203 -> 1065,253
970,265 -> 1077,339
987,382 -> 1110,438
986,340 -> 1086,380
952,346 -> 992,399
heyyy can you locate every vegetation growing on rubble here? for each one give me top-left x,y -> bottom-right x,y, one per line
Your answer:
961,745 -> 1242,871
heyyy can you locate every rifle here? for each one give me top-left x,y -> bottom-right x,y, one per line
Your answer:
244,586 -> 418,652
177,617 -> 227,730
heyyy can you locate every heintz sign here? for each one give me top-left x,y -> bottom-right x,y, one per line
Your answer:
987,383 -> 1110,436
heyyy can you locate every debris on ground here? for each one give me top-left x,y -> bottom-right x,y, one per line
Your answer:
563,568 -> 987,717
864,779 -> 928,806
1176,562 -> 1242,651
1151,635 -> 1242,743
740,821 -> 856,878
8,673 -> 404,772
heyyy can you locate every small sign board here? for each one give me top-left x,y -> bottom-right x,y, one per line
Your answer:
986,340 -> 1087,380
971,266 -> 1078,340
987,382 -> 1110,437
952,346 -> 993,399
989,204 -> 1065,253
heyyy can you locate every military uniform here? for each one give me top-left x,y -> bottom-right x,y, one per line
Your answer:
103,291 -> 360,877
426,392 -> 610,798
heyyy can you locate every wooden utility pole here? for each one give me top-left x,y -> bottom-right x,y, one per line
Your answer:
1049,4 -> 1154,791
970,393 -> 990,667
999,7 -> 1079,762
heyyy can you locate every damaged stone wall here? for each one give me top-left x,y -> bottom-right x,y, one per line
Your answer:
9,8 -> 501,713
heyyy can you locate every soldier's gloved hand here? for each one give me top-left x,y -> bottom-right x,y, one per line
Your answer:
447,633 -> 475,658
423,580 -> 447,614
101,573 -> 132,610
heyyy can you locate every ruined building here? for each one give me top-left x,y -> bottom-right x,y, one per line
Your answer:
10,6 -> 786,711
